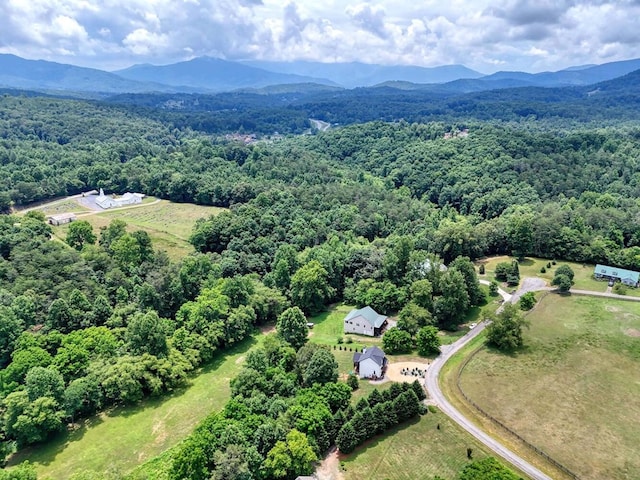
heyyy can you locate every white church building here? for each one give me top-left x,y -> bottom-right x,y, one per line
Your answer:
95,188 -> 144,209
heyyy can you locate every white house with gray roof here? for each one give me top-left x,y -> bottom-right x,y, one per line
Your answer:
344,306 -> 388,337
353,346 -> 387,379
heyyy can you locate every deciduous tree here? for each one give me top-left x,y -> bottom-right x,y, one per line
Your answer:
486,304 -> 529,351
277,307 -> 308,350
65,220 -> 96,251
416,326 -> 441,356
290,261 -> 334,315
382,327 -> 412,354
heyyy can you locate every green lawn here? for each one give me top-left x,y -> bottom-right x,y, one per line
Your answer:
9,336 -> 259,480
340,410 -> 495,480
308,303 -> 386,347
51,200 -> 224,260
476,255 -> 621,293
458,294 -> 640,480
30,199 -> 92,215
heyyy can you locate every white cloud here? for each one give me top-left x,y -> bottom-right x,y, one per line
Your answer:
0,0 -> 638,72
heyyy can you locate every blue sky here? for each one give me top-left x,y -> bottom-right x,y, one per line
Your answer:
1,0 -> 638,73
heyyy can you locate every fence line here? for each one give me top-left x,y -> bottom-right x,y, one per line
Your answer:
456,292 -> 580,480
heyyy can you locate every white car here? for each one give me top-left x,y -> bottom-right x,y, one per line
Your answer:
469,323 -> 477,329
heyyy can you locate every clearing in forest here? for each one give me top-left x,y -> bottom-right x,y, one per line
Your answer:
8,337 -> 258,480
477,256 -> 615,293
50,199 -> 224,259
458,294 -> 640,480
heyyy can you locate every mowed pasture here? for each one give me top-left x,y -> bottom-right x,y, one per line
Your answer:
340,409 -> 494,480
50,199 -> 224,259
477,256 -> 610,292
458,294 -> 640,480
9,336 -> 258,480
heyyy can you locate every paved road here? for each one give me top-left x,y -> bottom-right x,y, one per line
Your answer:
425,280 -> 553,480
427,277 -> 639,479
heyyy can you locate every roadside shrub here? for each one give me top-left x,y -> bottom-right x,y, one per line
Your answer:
519,292 -> 536,311
489,282 -> 498,296
478,264 -> 485,275
496,261 -> 520,286
337,337 -> 344,344
613,283 -> 627,295
494,262 -> 511,281
347,373 -> 359,391
427,405 -> 437,413
345,336 -> 353,344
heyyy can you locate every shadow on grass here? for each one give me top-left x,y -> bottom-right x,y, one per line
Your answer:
518,258 -> 536,267
7,414 -> 106,467
483,342 -> 531,359
339,416 -> 423,462
7,334 -> 259,468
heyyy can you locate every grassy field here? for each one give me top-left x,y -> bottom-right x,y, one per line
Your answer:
30,199 -> 93,215
50,200 -> 223,260
458,294 -> 640,480
9,336 -> 259,480
477,256 -> 608,292
340,409 -> 494,480
308,300 -> 485,353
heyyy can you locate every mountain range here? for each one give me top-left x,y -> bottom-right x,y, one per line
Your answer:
0,53 -> 639,96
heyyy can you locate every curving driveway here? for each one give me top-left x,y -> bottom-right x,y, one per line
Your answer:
424,279 -> 553,480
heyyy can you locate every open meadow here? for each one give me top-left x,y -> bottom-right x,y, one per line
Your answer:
340,409 -> 494,480
458,294 -> 640,480
47,199 -> 224,260
477,256 -> 609,292
9,336 -> 259,480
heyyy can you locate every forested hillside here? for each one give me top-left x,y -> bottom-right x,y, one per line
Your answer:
2,84 -> 640,479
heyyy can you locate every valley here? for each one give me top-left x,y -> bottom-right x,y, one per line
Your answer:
1,42 -> 640,480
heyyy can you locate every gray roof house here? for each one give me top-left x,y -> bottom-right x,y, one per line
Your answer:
344,306 -> 388,337
594,264 -> 640,287
353,346 -> 387,379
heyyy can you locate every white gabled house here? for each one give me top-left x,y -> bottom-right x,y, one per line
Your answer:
353,346 -> 387,379
343,306 -> 388,337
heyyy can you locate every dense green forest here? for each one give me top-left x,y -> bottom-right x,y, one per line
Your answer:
1,78 -> 640,479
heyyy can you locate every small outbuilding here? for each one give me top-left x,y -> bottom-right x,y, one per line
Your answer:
344,306 -> 388,337
47,213 -> 76,226
353,346 -> 387,379
594,264 -> 640,287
